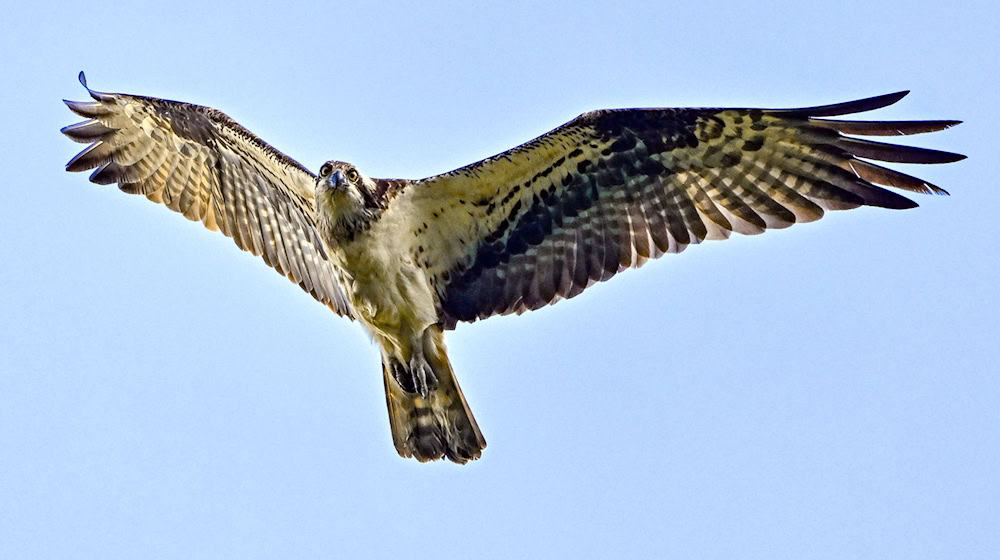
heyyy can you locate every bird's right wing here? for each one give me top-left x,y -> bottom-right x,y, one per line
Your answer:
62,72 -> 353,318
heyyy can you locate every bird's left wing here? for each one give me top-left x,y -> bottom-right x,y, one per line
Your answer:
62,73 -> 353,317
388,92 -> 963,327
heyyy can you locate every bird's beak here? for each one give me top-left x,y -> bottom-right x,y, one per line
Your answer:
322,170 -> 346,192
330,170 -> 345,188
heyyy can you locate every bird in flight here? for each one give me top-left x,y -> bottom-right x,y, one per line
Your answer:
62,72 -> 963,463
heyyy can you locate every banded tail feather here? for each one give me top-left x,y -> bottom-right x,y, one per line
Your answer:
382,325 -> 485,463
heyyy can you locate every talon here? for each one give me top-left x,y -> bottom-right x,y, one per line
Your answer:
415,367 -> 429,398
423,364 -> 439,394
409,358 -> 439,398
390,359 -> 416,393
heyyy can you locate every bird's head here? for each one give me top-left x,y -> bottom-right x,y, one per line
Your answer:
315,160 -> 382,243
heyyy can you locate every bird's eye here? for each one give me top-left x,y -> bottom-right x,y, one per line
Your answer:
319,163 -> 333,177
346,168 -> 359,182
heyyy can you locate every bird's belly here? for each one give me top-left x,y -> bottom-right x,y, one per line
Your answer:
334,243 -> 436,339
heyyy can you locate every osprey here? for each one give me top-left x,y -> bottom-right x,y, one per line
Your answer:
62,72 -> 963,463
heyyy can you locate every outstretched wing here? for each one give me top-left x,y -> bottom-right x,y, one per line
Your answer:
392,91 -> 963,327
62,72 -> 353,317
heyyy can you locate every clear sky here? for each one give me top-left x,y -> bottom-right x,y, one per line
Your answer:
1,2 -> 997,558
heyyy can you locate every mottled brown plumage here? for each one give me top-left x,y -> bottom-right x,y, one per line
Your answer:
62,72 -> 963,463
411,95 -> 962,327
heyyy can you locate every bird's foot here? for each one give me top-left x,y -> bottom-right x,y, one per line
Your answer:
388,356 -> 438,397
410,356 -> 439,398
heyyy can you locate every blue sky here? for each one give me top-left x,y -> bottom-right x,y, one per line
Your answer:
1,2 -> 997,558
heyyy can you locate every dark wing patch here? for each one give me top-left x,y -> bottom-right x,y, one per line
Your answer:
399,92 -> 962,328
62,72 -> 353,318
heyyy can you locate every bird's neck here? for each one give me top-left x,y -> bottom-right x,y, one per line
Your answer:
317,197 -> 381,246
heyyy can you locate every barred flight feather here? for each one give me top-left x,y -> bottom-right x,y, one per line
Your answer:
62,72 -> 353,318
390,92 -> 964,327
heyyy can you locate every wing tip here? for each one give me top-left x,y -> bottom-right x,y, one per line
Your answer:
886,89 -> 910,103
65,142 -> 106,173
88,162 -> 117,185
864,187 -> 920,210
808,118 -> 964,137
75,70 -> 114,101
868,90 -> 909,109
836,137 -> 968,164
917,119 -> 963,134
914,149 -> 967,164
774,90 -> 914,118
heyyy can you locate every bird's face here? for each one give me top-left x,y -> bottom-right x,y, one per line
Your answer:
314,160 -> 380,243
315,160 -> 372,216
317,160 -> 364,201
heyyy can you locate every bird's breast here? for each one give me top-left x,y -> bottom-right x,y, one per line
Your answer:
330,234 -> 437,335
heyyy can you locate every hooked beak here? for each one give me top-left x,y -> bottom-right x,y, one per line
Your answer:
322,169 -> 346,191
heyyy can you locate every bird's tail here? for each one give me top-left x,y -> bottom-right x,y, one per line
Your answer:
383,324 -> 486,463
